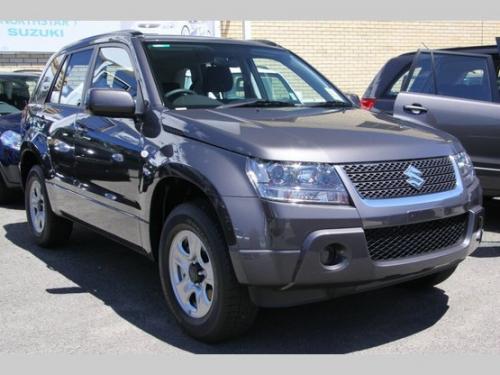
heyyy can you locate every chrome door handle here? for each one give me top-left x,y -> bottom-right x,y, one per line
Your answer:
403,104 -> 428,114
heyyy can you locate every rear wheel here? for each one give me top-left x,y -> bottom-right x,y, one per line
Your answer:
25,165 -> 73,247
404,266 -> 458,288
158,201 -> 257,342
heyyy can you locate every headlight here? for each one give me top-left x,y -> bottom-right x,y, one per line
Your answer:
453,151 -> 475,186
0,130 -> 21,151
246,158 -> 350,204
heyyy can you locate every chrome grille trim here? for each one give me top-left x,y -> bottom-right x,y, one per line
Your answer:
342,156 -> 457,200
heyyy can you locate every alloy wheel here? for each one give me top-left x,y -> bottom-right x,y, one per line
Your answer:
169,230 -> 215,318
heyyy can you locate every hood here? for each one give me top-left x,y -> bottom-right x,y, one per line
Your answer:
162,107 -> 461,163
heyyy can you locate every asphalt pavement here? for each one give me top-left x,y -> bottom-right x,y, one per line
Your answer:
0,197 -> 499,354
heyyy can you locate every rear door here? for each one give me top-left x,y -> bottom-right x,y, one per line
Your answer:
394,50 -> 500,195
25,49 -> 94,215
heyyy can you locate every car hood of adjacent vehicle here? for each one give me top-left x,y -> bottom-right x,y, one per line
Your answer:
162,107 -> 461,163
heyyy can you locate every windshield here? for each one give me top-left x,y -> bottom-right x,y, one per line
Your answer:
144,42 -> 348,109
0,75 -> 38,115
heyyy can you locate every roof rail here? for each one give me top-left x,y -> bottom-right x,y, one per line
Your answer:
252,39 -> 282,48
112,29 -> 143,36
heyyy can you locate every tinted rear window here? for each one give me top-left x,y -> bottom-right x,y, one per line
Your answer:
406,52 -> 493,102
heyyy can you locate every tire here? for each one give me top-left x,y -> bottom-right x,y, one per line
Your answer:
25,165 -> 73,247
0,176 -> 14,204
158,201 -> 258,342
181,26 -> 190,36
404,266 -> 458,289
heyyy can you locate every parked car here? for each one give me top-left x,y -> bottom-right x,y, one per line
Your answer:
20,31 -> 483,342
361,43 -> 500,115
130,21 -> 191,36
363,41 -> 500,197
0,72 -> 39,203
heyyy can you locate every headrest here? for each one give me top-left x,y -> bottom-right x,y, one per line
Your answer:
203,66 -> 233,93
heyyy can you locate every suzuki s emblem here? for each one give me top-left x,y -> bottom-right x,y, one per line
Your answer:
404,165 -> 425,190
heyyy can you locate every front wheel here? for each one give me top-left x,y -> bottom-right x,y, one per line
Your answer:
158,202 -> 257,342
25,165 -> 73,247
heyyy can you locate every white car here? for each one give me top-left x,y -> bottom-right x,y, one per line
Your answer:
130,21 -> 191,36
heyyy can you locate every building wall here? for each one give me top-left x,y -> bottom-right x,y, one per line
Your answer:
0,52 -> 52,73
221,21 -> 500,95
2,21 -> 500,96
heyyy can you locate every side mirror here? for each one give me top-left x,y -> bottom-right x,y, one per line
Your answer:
345,92 -> 361,107
86,88 -> 135,118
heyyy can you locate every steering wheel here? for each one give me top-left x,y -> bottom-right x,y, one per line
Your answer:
164,88 -> 197,102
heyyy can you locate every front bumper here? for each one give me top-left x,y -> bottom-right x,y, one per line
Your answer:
226,176 -> 483,307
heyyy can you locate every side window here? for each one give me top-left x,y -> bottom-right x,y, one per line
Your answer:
91,47 -> 137,98
385,69 -> 410,97
58,49 -> 93,106
433,53 -> 492,102
32,54 -> 64,103
405,52 -> 435,94
49,58 -> 69,104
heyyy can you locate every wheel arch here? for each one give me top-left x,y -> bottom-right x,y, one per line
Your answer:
19,143 -> 48,189
148,163 -> 237,261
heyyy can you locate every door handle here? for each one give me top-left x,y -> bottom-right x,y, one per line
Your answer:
403,104 -> 428,115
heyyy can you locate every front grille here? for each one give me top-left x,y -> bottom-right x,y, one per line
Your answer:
343,156 -> 456,199
365,214 -> 468,261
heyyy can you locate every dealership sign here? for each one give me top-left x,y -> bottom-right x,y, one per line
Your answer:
0,20 -> 219,52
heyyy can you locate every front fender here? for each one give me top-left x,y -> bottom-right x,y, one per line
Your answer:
138,136 -> 259,252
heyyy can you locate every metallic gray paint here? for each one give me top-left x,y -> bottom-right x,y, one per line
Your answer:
20,32 -> 484,308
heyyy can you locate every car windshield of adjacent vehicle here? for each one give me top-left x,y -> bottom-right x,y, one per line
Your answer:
0,74 -> 39,115
145,42 -> 349,109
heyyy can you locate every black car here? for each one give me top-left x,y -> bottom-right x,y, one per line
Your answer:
0,72 -> 39,203
20,31 -> 482,342
362,43 -> 500,114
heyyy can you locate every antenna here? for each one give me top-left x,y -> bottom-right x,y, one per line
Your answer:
421,42 -> 430,50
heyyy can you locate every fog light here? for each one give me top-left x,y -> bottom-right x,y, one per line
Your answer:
319,244 -> 345,266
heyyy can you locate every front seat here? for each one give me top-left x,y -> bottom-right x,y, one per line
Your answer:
202,66 -> 233,95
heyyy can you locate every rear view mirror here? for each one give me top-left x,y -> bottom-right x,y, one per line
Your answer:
86,88 -> 135,118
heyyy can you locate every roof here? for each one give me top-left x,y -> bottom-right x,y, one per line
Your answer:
399,44 -> 499,57
60,30 -> 284,53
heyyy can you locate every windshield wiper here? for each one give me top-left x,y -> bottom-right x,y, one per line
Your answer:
303,100 -> 352,108
216,99 -> 297,109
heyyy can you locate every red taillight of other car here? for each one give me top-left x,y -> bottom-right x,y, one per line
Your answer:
360,98 -> 376,111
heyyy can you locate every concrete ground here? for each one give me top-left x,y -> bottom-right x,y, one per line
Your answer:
0,198 -> 499,354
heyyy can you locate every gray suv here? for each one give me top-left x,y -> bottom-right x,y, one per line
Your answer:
20,31 -> 483,342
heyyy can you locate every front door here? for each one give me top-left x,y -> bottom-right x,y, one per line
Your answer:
73,45 -> 144,246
